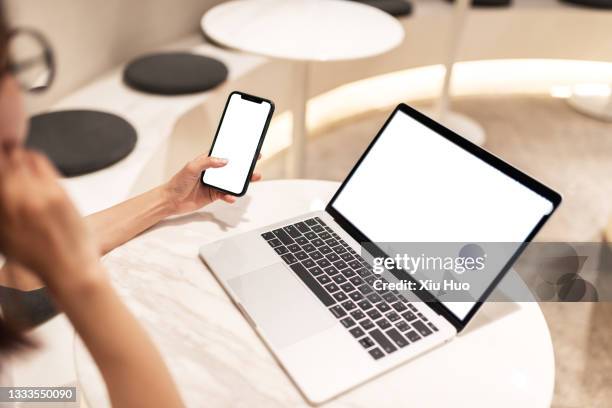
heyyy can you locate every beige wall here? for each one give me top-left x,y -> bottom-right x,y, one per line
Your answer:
5,0 -> 223,113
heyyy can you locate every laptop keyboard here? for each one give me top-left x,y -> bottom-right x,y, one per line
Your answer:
261,217 -> 438,360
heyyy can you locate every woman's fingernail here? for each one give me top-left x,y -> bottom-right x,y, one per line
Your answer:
214,157 -> 228,164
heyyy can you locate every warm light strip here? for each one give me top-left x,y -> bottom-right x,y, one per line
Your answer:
261,59 -> 612,158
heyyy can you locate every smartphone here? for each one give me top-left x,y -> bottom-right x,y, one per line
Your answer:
201,91 -> 274,196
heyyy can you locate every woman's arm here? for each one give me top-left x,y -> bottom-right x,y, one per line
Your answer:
0,149 -> 183,407
54,267 -> 183,408
88,153 -> 261,255
87,186 -> 173,256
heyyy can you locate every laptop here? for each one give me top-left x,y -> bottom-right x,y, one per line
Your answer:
199,103 -> 561,404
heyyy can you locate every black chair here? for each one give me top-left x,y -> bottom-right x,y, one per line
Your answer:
26,110 -> 137,177
123,52 -> 228,95
352,0 -> 413,17
560,0 -> 612,8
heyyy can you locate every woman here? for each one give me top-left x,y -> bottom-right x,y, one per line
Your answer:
0,4 -> 260,406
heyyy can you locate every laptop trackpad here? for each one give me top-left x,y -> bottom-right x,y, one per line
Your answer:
228,263 -> 336,349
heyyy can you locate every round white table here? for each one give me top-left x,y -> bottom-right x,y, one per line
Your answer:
201,0 -> 404,178
74,180 -> 554,408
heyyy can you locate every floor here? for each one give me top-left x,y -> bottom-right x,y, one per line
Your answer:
261,95 -> 612,408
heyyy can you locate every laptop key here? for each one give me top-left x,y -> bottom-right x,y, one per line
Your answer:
349,291 -> 364,302
412,321 -> 433,337
428,322 -> 439,332
326,252 -> 340,262
281,253 -> 297,264
350,276 -> 364,286
356,268 -> 370,277
317,275 -> 331,285
302,259 -> 315,269
341,300 -> 357,311
311,251 -> 324,260
324,283 -> 340,293
295,251 -> 308,261
396,321 -> 410,332
295,221 -> 310,233
340,253 -> 355,262
341,268 -> 356,278
329,305 -> 346,318
340,282 -> 354,292
367,309 -> 382,320
376,302 -> 391,313
312,225 -> 324,233
340,317 -> 355,328
401,311 -> 417,322
349,327 -> 365,338
284,225 -> 301,238
386,312 -> 400,322
333,246 -> 347,254
392,302 -> 407,312
350,310 -> 366,321
319,245 -> 333,255
312,239 -> 325,247
369,348 -> 385,360
325,239 -> 339,248
274,246 -> 288,255
364,275 -> 377,285
333,292 -> 348,302
302,244 -> 316,252
317,258 -> 331,268
375,319 -> 392,330
360,319 -> 375,330
267,238 -> 282,247
295,236 -> 308,245
332,275 -> 347,284
273,228 -> 294,245
348,260 -> 362,269
309,267 -> 324,276
359,337 -> 375,349
382,292 -> 397,303
323,266 -> 339,276
357,299 -> 373,310
333,260 -> 348,270
287,243 -> 300,252
305,218 -> 318,226
319,232 -> 331,240
304,231 -> 317,240
370,329 -> 397,354
405,330 -> 421,342
366,293 -> 382,303
289,263 -> 335,307
386,328 -> 409,348
261,232 -> 275,240
358,284 -> 373,295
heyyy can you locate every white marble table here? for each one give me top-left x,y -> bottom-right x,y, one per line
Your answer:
201,0 -> 404,178
74,180 -> 555,407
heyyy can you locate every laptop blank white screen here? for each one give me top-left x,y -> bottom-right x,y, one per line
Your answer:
331,110 -> 554,320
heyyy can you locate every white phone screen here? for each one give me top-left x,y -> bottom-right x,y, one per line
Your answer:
202,93 -> 272,195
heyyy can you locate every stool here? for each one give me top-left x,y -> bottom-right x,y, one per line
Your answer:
26,110 -> 137,177
123,52 -> 228,95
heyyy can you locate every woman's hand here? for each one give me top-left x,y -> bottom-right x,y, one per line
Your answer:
162,153 -> 262,216
0,148 -> 102,293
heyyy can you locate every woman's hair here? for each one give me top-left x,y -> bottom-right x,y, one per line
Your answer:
0,1 -> 35,357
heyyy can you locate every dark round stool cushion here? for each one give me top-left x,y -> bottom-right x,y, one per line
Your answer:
26,110 -> 137,177
354,0 -> 413,16
560,0 -> 612,8
123,52 -> 228,95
